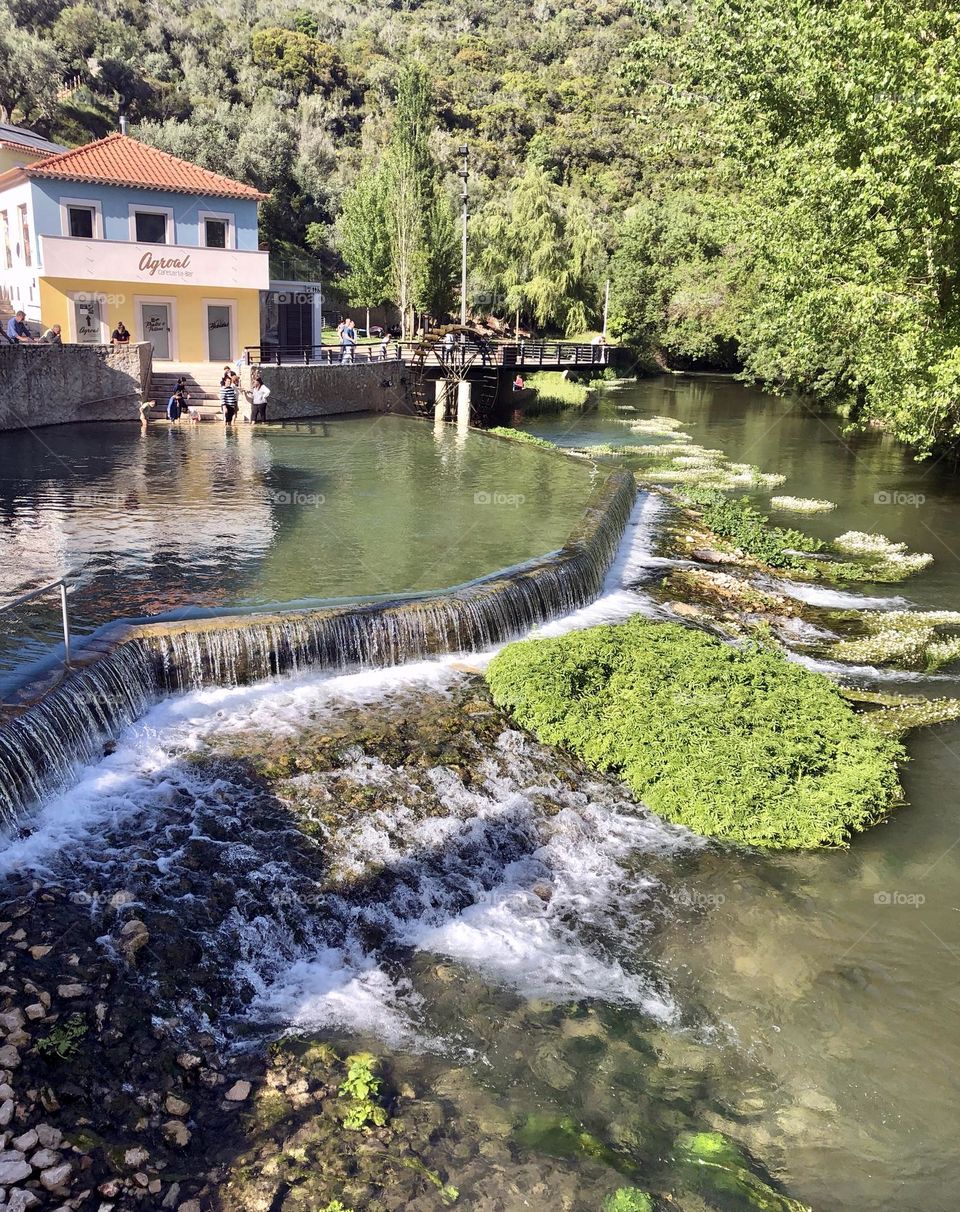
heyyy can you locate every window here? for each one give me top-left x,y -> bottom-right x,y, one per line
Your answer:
134,210 -> 168,244
67,206 -> 95,239
204,218 -> 228,248
0,212 -> 10,269
17,205 -> 31,266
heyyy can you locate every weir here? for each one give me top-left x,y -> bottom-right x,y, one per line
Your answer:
0,469 -> 636,823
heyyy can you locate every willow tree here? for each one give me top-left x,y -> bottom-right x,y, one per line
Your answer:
474,166 -> 603,335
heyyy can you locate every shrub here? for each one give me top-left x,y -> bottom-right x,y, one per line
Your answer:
486,617 -> 904,848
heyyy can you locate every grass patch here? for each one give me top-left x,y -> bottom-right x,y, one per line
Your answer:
486,616 -> 904,848
769,495 -> 837,514
487,426 -> 557,449
830,610 -> 960,671
524,372 -> 592,411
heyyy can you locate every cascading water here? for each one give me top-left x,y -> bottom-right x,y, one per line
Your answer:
0,470 -> 635,824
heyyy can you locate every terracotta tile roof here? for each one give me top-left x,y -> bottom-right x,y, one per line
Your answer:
25,134 -> 268,201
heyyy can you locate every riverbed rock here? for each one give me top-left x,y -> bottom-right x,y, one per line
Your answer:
165,1095 -> 190,1117
38,1161 -> 72,1191
34,1125 -> 61,1149
162,1120 -> 191,1148
119,919 -> 150,964
56,984 -> 87,999
29,1147 -> 61,1169
0,1100 -> 13,1128
223,1081 -> 251,1102
7,1190 -> 40,1211
0,1047 -> 20,1069
0,1010 -> 24,1035
10,1130 -> 36,1152
0,1151 -> 32,1185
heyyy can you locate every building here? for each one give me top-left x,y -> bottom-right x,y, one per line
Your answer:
0,123 -> 67,175
0,133 -> 270,362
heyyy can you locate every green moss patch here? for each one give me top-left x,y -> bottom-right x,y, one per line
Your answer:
486,617 -> 905,848
487,426 -> 557,449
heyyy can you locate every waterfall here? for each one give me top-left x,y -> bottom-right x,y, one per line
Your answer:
0,471 -> 636,824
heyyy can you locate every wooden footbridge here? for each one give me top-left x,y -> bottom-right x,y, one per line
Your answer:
244,326 -> 612,426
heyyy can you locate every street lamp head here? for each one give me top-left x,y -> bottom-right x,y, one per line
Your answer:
458,144 -> 469,157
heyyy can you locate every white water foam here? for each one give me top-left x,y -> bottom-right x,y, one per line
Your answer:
770,579 -> 911,610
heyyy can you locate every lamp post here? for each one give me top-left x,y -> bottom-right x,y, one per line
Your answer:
458,144 -> 468,327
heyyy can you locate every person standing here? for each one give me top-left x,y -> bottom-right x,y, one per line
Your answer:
251,376 -> 271,423
342,318 -> 357,364
111,321 -> 131,345
221,376 -> 239,424
166,389 -> 184,422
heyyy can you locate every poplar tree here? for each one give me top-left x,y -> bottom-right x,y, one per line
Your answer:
338,169 -> 392,335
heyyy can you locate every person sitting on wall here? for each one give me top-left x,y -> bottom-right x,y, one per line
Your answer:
513,374 -> 525,391
111,321 -> 131,345
6,311 -> 36,344
41,324 -> 62,345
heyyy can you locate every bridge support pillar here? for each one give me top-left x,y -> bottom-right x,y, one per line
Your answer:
456,379 -> 472,429
433,379 -> 450,421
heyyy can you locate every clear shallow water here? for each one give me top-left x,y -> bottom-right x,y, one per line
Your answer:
525,379 -> 960,1210
0,414 -> 594,683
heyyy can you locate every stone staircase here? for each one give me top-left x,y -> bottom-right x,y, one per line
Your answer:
145,362 -> 239,421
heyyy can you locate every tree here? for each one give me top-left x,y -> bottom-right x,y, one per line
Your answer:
474,165 -> 603,335
414,181 -> 460,323
337,169 -> 392,334
0,26 -> 61,125
385,62 -> 437,337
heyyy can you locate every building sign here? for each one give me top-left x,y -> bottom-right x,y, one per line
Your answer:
138,251 -> 193,281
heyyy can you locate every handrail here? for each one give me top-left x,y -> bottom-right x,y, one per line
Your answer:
0,579 -> 72,665
243,340 -> 611,368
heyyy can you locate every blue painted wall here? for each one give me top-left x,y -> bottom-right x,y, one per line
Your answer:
29,179 -> 260,249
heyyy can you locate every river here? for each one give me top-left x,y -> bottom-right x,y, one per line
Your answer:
0,378 -> 956,1210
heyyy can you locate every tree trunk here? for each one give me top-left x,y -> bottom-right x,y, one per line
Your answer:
366,306 -> 371,336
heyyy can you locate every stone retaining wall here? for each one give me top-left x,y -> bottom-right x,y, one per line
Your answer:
0,343 -> 151,431
240,360 -> 413,421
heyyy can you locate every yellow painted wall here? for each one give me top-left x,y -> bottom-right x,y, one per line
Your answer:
38,277 -> 261,362
0,148 -> 46,174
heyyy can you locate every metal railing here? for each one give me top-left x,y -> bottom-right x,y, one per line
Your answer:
245,343 -> 405,366
243,340 -> 611,369
0,579 -> 72,665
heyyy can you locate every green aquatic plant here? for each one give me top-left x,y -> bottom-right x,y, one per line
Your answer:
36,1013 -> 88,1061
487,426 -> 557,449
399,1158 -> 459,1204
673,1131 -> 811,1212
829,610 -> 960,671
769,495 -> 837,513
603,1190 -> 653,1212
513,1113 -> 638,1174
829,531 -> 933,580
681,490 -> 820,569
486,616 -> 905,848
338,1052 -> 388,1130
320,1203 -> 355,1212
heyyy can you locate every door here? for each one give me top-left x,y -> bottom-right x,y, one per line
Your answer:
206,304 -> 232,362
140,302 -> 171,359
74,297 -> 103,344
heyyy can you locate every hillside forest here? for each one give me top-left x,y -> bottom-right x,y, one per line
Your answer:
4,0 -> 960,455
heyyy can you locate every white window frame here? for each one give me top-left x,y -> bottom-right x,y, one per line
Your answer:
198,209 -> 235,250
66,290 -> 110,344
59,196 -> 104,240
128,203 -> 175,246
134,293 -> 179,360
203,297 -> 238,361
17,203 -> 32,266
0,210 -> 10,269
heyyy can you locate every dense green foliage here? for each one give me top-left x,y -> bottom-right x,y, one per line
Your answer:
486,617 -> 904,848
487,427 -> 558,449
682,489 -> 820,569
611,0 -> 960,453
1,0 -> 636,330
523,371 -> 592,410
